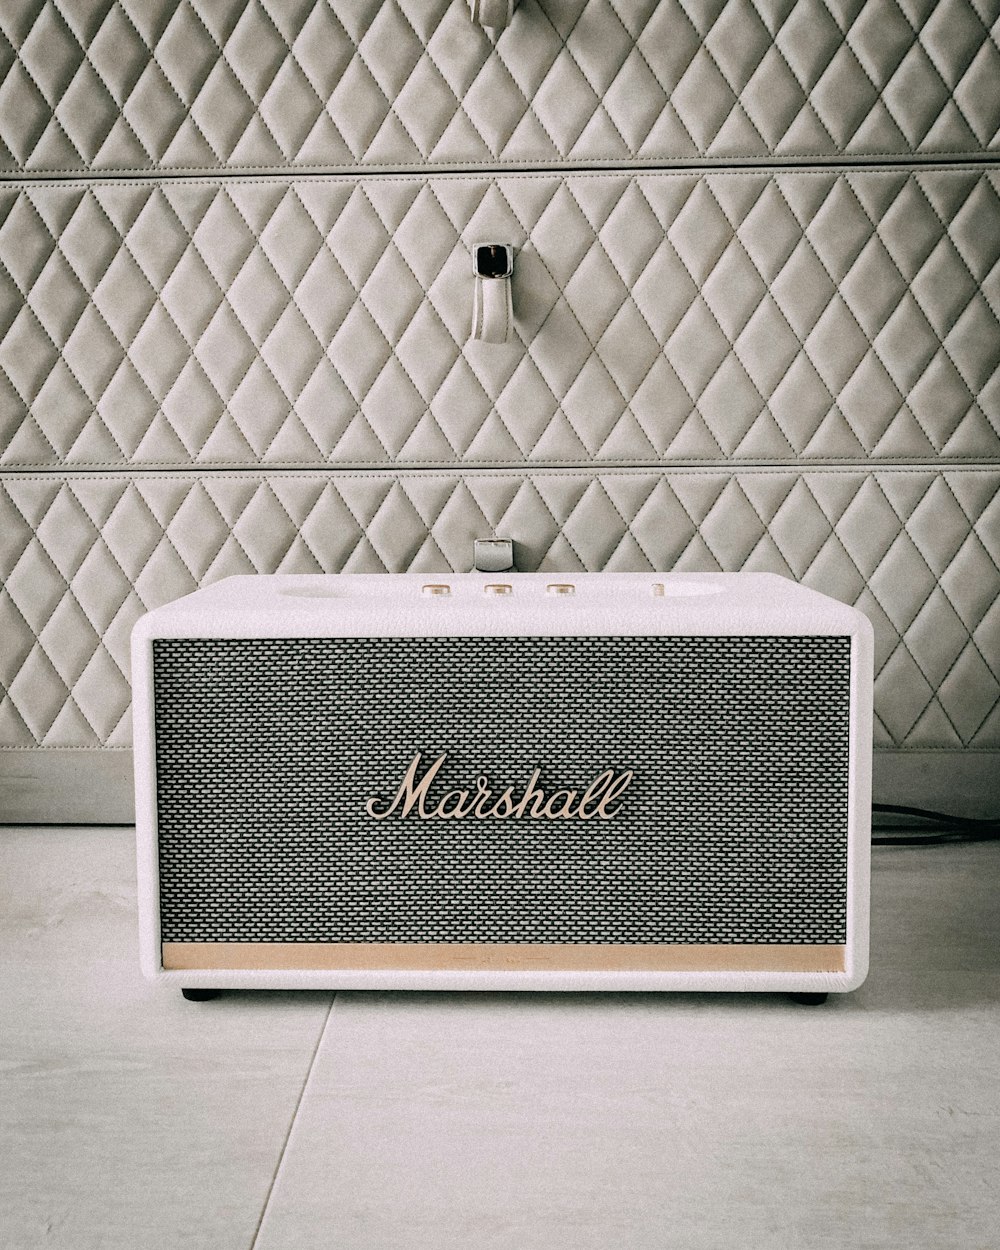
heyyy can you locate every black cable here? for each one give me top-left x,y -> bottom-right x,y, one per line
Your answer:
874,802 -> 997,828
871,802 -> 1000,846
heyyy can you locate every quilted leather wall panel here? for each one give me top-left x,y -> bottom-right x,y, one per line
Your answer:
1,0 -> 998,172
1,0 -> 998,820
2,469 -> 998,751
2,168 -> 999,469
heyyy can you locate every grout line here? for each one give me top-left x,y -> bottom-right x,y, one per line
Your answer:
248,993 -> 337,1250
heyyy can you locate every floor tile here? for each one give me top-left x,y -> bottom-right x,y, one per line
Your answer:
0,827 -> 332,1250
255,845 -> 1000,1250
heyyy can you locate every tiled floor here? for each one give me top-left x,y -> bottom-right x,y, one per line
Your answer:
2,827 -> 998,1249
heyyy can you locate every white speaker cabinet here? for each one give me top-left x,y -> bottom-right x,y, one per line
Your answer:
132,572 -> 873,997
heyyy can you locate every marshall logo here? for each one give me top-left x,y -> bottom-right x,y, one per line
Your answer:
365,752 -> 634,822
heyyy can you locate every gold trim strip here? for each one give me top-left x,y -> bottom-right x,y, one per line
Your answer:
162,942 -> 845,974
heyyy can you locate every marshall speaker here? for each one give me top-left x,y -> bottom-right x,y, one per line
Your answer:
132,572 -> 873,996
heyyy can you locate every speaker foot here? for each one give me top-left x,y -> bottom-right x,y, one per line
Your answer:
789,992 -> 828,1006
181,988 -> 221,1002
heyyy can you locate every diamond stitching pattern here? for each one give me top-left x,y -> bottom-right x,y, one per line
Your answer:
1,0 -> 998,172
2,170 -> 999,470
2,470 -> 998,752
1,0 -> 998,798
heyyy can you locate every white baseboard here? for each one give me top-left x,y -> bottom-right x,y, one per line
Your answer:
872,750 -> 1000,820
0,749 -> 135,824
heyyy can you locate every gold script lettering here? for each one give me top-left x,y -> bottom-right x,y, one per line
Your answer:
432,787 -> 473,819
364,751 -> 447,819
365,753 -> 634,822
510,769 -> 548,819
577,769 -> 615,819
595,769 -> 634,819
542,789 -> 579,819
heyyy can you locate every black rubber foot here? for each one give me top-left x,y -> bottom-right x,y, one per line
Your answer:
181,987 -> 221,1002
789,992 -> 828,1006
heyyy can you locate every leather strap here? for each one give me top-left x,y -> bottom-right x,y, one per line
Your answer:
471,271 -> 514,343
473,538 -> 514,572
469,0 -> 517,29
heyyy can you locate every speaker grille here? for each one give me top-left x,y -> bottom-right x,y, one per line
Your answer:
153,635 -> 851,945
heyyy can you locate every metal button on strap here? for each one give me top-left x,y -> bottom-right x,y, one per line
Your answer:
475,244 -> 513,278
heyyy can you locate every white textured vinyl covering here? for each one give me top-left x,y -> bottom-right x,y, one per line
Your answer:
131,571 -> 872,992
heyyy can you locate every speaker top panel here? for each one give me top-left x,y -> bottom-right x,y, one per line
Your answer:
131,572 -> 873,645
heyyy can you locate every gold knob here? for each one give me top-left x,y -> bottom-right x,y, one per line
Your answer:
546,583 -> 575,595
422,584 -> 451,596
